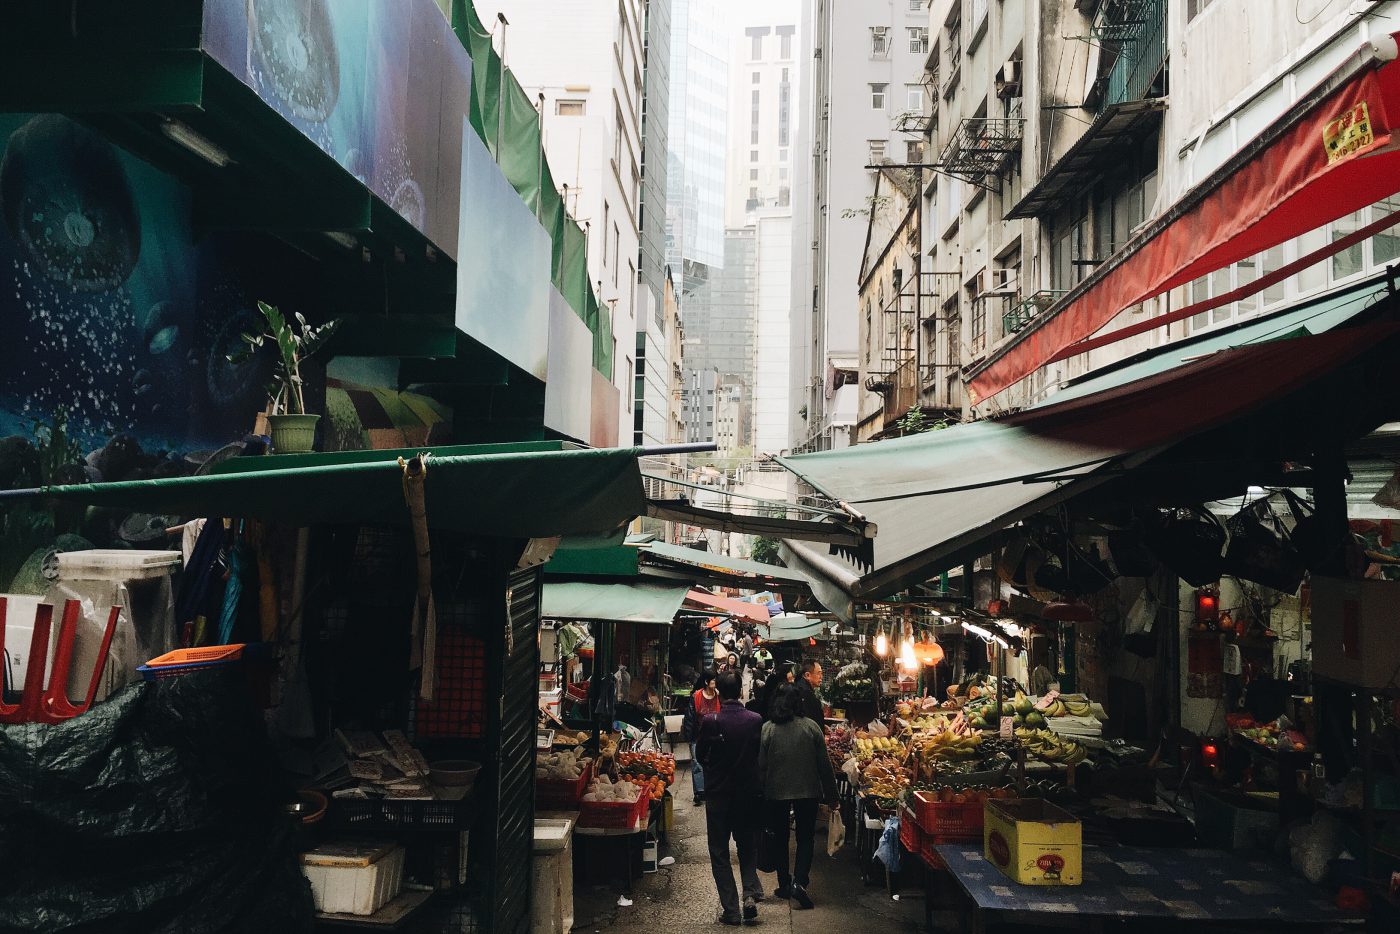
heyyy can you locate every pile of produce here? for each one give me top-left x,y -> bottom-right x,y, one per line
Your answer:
854,734 -> 905,760
860,759 -> 913,805
1014,727 -> 1088,765
536,747 -> 590,781
1228,715 -> 1308,752
581,774 -> 642,804
910,782 -> 1019,805
911,727 -> 984,765
964,691 -> 1044,730
826,725 -> 854,769
615,751 -> 675,800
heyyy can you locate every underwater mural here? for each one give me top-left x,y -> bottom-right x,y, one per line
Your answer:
0,112 -> 326,586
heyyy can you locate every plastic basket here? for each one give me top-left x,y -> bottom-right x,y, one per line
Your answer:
331,795 -> 476,830
536,760 -> 593,809
145,644 -> 245,667
919,837 -> 948,870
912,791 -> 985,838
578,792 -> 648,830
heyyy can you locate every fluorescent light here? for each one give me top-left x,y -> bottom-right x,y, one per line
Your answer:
160,119 -> 233,168
961,621 -> 1008,649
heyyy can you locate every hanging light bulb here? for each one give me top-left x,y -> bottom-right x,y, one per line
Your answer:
899,622 -> 917,671
874,622 -> 889,658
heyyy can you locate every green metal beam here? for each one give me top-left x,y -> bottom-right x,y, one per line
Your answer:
0,50 -> 206,111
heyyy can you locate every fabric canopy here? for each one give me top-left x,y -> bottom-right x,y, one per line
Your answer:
642,542 -> 812,589
781,320 -> 1400,599
970,35 -> 1400,403
6,442 -> 645,539
684,589 -> 770,624
763,613 -> 828,643
541,580 -> 690,626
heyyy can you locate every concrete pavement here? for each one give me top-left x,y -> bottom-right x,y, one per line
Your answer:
570,766 -> 929,934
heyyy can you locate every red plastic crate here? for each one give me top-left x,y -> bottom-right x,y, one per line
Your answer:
899,805 -> 924,853
919,837 -> 948,870
912,791 -> 986,838
578,791 -> 649,830
414,630 -> 486,739
536,760 -> 593,809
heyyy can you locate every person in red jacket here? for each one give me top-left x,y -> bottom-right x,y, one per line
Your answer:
688,671 -> 722,803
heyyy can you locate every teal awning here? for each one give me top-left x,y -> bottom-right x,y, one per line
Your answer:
540,580 -> 690,626
2,442 -> 645,539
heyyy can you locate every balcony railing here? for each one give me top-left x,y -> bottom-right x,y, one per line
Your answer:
1002,290 -> 1067,335
1098,0 -> 1166,112
935,118 -> 1024,189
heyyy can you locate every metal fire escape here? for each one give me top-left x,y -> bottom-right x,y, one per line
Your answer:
933,117 -> 1025,191
864,270 -> 961,428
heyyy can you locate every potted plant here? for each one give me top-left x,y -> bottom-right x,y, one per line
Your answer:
233,301 -> 339,453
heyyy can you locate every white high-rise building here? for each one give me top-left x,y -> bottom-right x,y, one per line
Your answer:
791,0 -> 931,452
493,0 -> 650,438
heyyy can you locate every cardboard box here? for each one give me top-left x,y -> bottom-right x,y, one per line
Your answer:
983,798 -> 1081,885
1311,577 -> 1400,691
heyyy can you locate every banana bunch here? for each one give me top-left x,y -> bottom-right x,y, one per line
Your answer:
1039,696 -> 1093,718
908,716 -> 950,732
916,729 -> 983,762
855,736 -> 904,760
861,761 -> 912,799
1014,727 -> 1088,765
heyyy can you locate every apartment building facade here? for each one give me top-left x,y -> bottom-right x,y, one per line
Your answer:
855,0 -> 1400,436
791,0 -> 934,453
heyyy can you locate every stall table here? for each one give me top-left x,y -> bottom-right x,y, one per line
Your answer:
565,801 -> 661,898
927,843 -> 1357,933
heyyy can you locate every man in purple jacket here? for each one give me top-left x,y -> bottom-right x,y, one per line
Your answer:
695,671 -> 764,926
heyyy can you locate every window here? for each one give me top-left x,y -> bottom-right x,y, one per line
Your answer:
909,0 -> 924,10
909,27 -> 929,54
750,169 -> 759,181
602,202 -> 610,264
870,83 -> 888,109
751,89 -> 760,144
746,26 -> 767,60
970,0 -> 988,29
614,104 -> 625,167
871,26 -> 889,58
750,149 -> 759,162
555,99 -> 585,116
1187,0 -> 1216,22
907,84 -> 924,112
906,140 -> 924,163
868,139 -> 887,163
613,223 -> 621,286
779,75 -> 791,146
779,167 -> 788,180
968,273 -> 986,354
778,25 -> 794,59
753,72 -> 761,84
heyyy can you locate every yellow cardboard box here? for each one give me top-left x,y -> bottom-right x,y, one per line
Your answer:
983,798 -> 1081,885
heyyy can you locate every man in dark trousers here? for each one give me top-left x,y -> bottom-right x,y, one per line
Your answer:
695,671 -> 764,926
796,660 -> 825,725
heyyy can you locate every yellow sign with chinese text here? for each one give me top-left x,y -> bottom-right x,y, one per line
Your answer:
1323,101 -> 1373,164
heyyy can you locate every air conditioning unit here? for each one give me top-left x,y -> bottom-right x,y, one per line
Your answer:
996,59 -> 1022,99
988,268 -> 1018,293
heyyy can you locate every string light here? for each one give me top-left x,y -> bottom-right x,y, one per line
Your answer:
874,623 -> 889,658
898,621 -> 918,670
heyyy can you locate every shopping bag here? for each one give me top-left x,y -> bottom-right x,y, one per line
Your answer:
757,825 -> 779,873
826,811 -> 846,856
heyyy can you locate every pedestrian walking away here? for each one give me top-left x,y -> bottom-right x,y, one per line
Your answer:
758,683 -> 838,910
695,672 -> 765,926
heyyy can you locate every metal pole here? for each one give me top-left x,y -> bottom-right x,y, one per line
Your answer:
495,13 -> 509,163
536,92 -> 546,221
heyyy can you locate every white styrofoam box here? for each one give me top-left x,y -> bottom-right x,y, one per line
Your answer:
57,549 -> 181,581
301,842 -> 405,916
533,818 -> 574,854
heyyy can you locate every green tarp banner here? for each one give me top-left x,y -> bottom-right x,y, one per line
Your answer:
590,290 -> 612,378
8,444 -> 646,539
449,0 -> 609,376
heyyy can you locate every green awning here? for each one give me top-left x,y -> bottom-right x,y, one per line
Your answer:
545,539 -> 640,577
541,580 -> 690,626
5,442 -> 645,539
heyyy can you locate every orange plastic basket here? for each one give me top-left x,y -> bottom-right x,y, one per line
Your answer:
145,644 -> 245,667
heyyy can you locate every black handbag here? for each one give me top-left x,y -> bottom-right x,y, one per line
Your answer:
1222,493 -> 1306,594
1144,506 -> 1226,586
757,819 -> 779,873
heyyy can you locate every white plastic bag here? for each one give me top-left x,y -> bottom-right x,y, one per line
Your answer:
827,810 -> 847,856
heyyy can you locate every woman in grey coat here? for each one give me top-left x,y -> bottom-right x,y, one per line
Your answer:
757,684 -> 837,909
